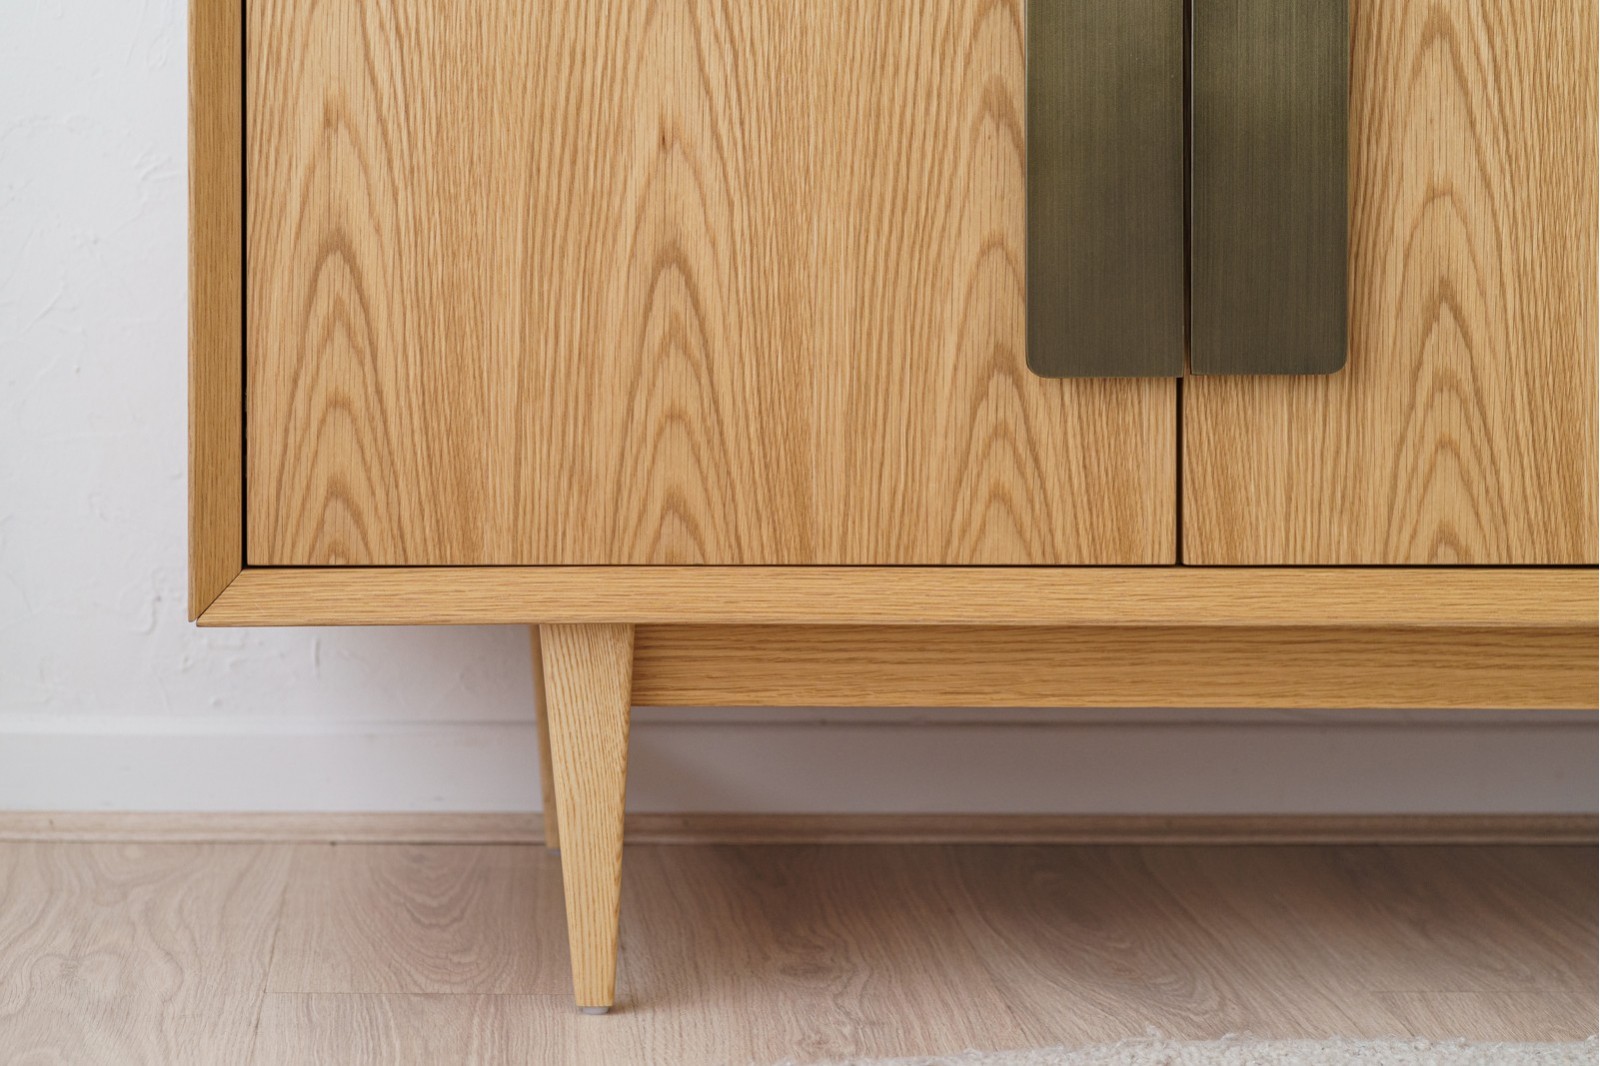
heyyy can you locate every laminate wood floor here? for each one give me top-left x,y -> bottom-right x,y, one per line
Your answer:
0,843 -> 1592,1064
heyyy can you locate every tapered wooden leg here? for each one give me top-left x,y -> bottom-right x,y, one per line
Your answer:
539,623 -> 634,1014
529,626 -> 560,851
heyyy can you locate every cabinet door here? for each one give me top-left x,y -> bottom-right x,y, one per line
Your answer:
245,0 -> 1175,566
1184,0 -> 1596,564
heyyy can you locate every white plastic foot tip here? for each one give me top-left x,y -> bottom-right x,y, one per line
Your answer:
579,1006 -> 610,1016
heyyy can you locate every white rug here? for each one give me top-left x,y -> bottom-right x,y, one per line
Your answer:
788,1036 -> 1598,1066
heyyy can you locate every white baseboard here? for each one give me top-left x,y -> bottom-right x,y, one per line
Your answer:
0,707 -> 1591,815
1,811 -> 1592,846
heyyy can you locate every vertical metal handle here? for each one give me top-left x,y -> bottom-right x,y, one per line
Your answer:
1190,0 -> 1349,376
1026,0 -> 1185,379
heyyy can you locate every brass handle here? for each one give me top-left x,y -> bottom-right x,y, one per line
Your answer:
1189,0 -> 1349,376
1026,0 -> 1349,379
1026,0 -> 1185,379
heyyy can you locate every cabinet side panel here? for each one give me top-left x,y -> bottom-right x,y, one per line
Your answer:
189,0 -> 243,617
1184,0 -> 1598,564
245,0 -> 1175,566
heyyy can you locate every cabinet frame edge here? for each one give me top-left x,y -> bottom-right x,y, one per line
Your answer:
188,0 -> 245,620
196,566 -> 1599,630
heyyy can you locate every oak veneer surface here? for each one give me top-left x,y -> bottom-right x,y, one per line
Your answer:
630,624 -> 1600,709
198,565 -> 1599,629
539,624 -> 634,1011
188,0 -> 242,618
1185,0 -> 1598,565
244,0 -> 1174,568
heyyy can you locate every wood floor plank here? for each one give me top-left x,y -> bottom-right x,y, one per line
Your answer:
3,841 -> 1593,1063
943,845 -> 1600,1042
942,845 -> 1384,1041
1462,847 -> 1599,982
1372,992 -> 1600,1044
265,844 -> 568,994
252,994 -> 565,1066
602,845 -> 1038,1063
248,990 -> 1600,1066
1243,846 -> 1599,995
1126,846 -> 1600,1010
0,842 -> 292,1065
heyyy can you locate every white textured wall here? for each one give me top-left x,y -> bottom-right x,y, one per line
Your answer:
0,1 -> 1593,816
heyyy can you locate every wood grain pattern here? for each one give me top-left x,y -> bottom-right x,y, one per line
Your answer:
608,844 -> 1033,1060
0,842 -> 1592,1062
942,845 -> 1349,1039
188,0 -> 242,618
1185,0 -> 1598,564
540,623 -> 634,1010
265,844 -> 568,995
248,990 -> 1600,1066
276,844 -> 1589,1057
244,0 -> 1175,567
2,812 -> 1594,847
631,624 -> 1598,709
0,842 -> 291,1065
252,994 -> 559,1066
197,565 -> 1599,629
1240,845 -> 1599,995
1370,992 -> 1600,1044
944,845 -> 1596,1041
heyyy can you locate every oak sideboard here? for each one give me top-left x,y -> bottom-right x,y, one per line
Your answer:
191,0 -> 1598,1012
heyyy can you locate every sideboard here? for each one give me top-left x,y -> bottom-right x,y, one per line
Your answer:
191,0 -> 1598,1012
